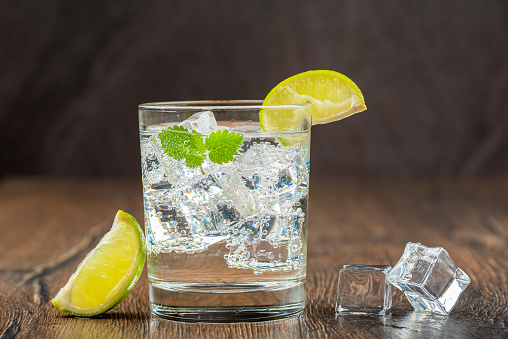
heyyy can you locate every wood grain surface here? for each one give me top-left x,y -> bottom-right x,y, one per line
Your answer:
1,177 -> 507,338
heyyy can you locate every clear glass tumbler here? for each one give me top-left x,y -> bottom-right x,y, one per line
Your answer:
138,101 -> 311,322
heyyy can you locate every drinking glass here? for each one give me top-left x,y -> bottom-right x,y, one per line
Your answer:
138,101 -> 311,322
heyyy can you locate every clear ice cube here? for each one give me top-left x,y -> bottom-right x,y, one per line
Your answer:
336,265 -> 392,315
387,242 -> 471,315
141,135 -> 202,188
225,209 -> 305,273
178,111 -> 218,135
174,172 -> 233,235
237,143 -> 308,215
213,169 -> 262,216
140,136 -> 167,187
170,169 -> 258,235
144,199 -> 213,254
143,172 -> 233,253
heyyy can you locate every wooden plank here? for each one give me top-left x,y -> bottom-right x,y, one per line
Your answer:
1,178 -> 507,338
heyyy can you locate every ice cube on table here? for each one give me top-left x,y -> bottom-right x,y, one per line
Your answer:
387,242 -> 471,315
178,111 -> 218,135
336,265 -> 392,315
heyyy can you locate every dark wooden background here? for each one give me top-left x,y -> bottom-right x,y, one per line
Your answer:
1,0 -> 508,177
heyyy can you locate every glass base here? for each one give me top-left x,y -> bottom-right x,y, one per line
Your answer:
149,280 -> 305,322
150,303 -> 304,322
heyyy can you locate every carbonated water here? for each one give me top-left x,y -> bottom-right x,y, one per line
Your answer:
140,113 -> 310,320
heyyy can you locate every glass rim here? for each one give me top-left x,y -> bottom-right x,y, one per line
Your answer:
138,100 -> 309,111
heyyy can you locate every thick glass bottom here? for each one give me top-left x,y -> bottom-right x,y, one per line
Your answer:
149,280 -> 305,322
150,303 -> 304,322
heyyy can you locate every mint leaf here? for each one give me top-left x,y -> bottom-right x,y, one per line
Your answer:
158,125 -> 206,168
158,125 -> 190,161
158,126 -> 243,168
185,150 -> 206,168
205,130 -> 244,164
189,131 -> 206,153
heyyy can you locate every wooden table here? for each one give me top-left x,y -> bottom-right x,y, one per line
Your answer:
1,178 -> 507,338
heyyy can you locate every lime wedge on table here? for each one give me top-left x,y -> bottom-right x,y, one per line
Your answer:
261,70 -> 367,131
51,210 -> 146,317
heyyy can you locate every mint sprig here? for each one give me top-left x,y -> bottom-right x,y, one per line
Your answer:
158,126 -> 243,168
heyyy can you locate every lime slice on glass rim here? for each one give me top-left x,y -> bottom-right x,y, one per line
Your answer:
260,70 -> 367,139
51,210 -> 146,317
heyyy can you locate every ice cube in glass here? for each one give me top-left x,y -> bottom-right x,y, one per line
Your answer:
178,110 -> 218,134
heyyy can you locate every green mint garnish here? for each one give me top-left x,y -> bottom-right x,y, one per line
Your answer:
158,125 -> 201,162
158,126 -> 243,168
205,130 -> 244,164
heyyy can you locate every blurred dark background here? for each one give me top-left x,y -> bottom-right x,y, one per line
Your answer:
1,0 -> 508,178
